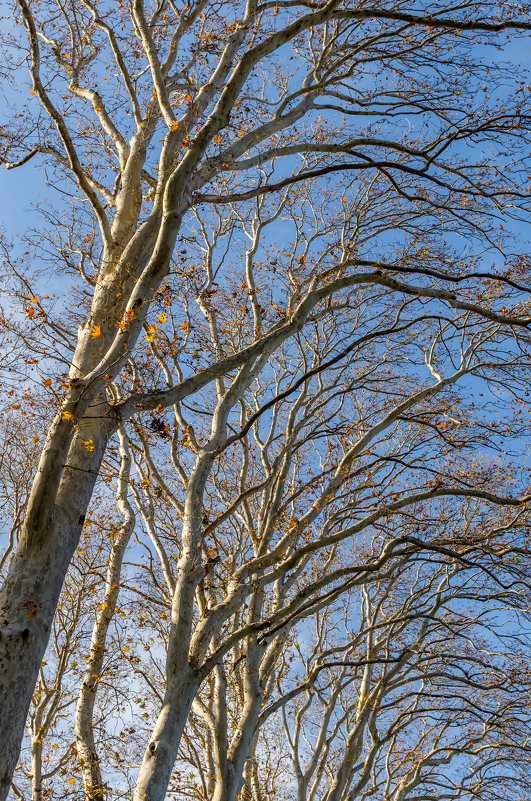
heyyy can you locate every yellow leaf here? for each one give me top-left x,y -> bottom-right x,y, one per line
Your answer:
43,378 -> 52,388
28,296 -> 38,303
62,411 -> 75,421
157,313 -> 167,323
123,645 -> 130,653
145,335 -> 155,343
68,777 -> 76,785
30,436 -> 39,444
90,324 -> 101,338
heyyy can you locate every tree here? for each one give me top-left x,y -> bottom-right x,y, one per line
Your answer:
12,477 -> 531,801
1,0 -> 531,798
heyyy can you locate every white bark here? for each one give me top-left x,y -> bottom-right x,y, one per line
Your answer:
1,1 -> 530,797
75,429 -> 135,800
0,411 -> 112,798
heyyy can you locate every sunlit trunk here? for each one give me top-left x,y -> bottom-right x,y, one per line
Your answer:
133,669 -> 199,801
0,413 -> 111,801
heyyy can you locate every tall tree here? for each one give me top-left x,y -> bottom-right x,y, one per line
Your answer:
1,0 -> 530,797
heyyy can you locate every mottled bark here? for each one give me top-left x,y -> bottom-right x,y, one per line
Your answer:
0,411 -> 112,800
133,669 -> 199,801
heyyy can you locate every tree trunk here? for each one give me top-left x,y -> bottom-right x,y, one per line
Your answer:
133,669 -> 198,801
76,430 -> 134,801
0,412 -> 112,801
30,738 -> 42,801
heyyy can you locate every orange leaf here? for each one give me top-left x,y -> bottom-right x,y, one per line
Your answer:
90,324 -> 101,338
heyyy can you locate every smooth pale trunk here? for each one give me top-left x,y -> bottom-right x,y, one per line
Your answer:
322,661 -> 373,801
0,418 -> 110,801
0,525 -> 82,798
211,615 -> 265,801
133,669 -> 198,801
75,429 -> 134,800
211,723 -> 260,801
75,524 -> 133,800
31,739 -> 42,801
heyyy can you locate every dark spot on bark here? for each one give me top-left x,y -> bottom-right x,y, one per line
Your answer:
21,628 -> 30,640
79,514 -> 86,525
149,742 -> 156,753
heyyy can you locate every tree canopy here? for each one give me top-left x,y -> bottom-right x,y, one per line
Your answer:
0,0 -> 530,799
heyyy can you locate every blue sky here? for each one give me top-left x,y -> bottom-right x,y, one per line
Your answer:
0,160 -> 49,236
